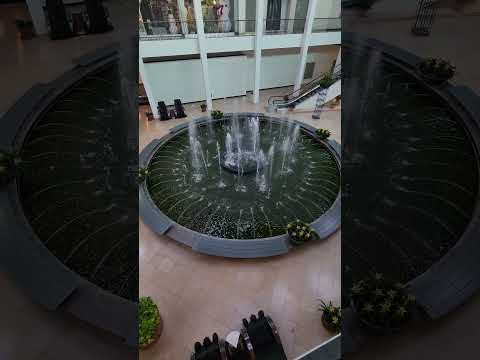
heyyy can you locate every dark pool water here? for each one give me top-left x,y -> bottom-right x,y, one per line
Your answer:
147,115 -> 340,239
19,63 -> 138,302
342,48 -> 479,293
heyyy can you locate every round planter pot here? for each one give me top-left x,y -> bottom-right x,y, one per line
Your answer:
416,65 -> 452,86
321,313 -> 339,333
140,314 -> 163,350
350,299 -> 400,336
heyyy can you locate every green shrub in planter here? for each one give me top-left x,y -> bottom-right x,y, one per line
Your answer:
286,220 -> 317,246
139,296 -> 161,348
319,300 -> 341,333
316,128 -> 331,140
418,57 -> 455,83
138,167 -> 149,184
350,273 -> 415,333
211,110 -> 224,120
318,74 -> 335,88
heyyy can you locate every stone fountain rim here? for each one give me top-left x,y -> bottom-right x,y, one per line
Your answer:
139,113 -> 341,259
342,32 -> 480,326
0,44 -> 137,347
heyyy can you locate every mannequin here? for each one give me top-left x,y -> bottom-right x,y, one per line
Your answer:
216,0 -> 231,33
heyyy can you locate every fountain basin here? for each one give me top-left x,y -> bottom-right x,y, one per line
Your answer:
342,33 -> 480,320
140,113 -> 341,258
0,46 -> 137,346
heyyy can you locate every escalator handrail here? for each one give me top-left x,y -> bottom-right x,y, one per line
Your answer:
269,66 -> 341,107
268,64 -> 341,105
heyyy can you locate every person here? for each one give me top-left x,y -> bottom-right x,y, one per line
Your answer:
185,1 -> 196,33
167,11 -> 178,34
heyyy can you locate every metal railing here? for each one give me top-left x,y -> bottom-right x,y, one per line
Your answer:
139,17 -> 340,40
262,17 -> 341,34
312,17 -> 341,32
268,64 -> 341,107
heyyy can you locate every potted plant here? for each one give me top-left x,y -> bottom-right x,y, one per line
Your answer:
350,273 -> 415,335
200,103 -> 207,112
14,19 -> 35,40
286,220 -> 317,246
138,167 -> 149,184
211,110 -> 224,120
318,74 -> 335,88
0,150 -> 21,188
146,112 -> 154,121
139,296 -> 162,350
319,300 -> 341,333
316,128 -> 331,140
417,57 -> 455,85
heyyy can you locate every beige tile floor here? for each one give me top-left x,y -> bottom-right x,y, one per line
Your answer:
139,93 -> 341,360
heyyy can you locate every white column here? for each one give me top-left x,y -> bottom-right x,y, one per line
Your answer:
25,0 -> 48,35
139,58 -> 159,119
287,0 -> 298,34
253,0 -> 265,104
236,0 -> 246,34
193,0 -> 213,110
335,46 -> 341,68
294,0 -> 317,91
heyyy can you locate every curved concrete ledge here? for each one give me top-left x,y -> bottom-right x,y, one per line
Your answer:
343,32 -> 480,320
0,45 -> 136,347
139,113 -> 341,258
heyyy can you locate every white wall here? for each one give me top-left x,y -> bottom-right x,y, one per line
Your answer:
315,0 -> 341,18
143,46 -> 339,106
140,31 -> 340,58
306,45 -> 339,80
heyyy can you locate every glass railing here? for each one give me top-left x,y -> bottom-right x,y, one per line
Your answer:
312,17 -> 341,32
263,18 -> 306,34
139,20 -> 196,39
139,19 -> 256,39
139,17 -> 340,40
263,18 -> 341,34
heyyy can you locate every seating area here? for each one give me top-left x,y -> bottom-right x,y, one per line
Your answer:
191,311 -> 287,360
157,99 -> 187,121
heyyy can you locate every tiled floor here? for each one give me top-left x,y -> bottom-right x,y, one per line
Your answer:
139,93 -> 341,359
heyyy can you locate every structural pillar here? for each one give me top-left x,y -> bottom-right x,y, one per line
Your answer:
253,0 -> 265,104
139,58 -> 159,119
287,0 -> 298,34
25,0 -> 48,34
236,0 -> 246,34
335,46 -> 341,69
294,0 -> 317,91
193,0 -> 213,110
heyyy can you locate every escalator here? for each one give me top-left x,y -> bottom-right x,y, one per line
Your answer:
267,65 -> 341,112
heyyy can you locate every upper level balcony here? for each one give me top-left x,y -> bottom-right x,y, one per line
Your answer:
139,17 -> 341,41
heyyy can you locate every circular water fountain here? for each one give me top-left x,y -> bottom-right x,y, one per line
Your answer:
342,34 -> 480,318
140,113 -> 341,258
0,47 -> 137,346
